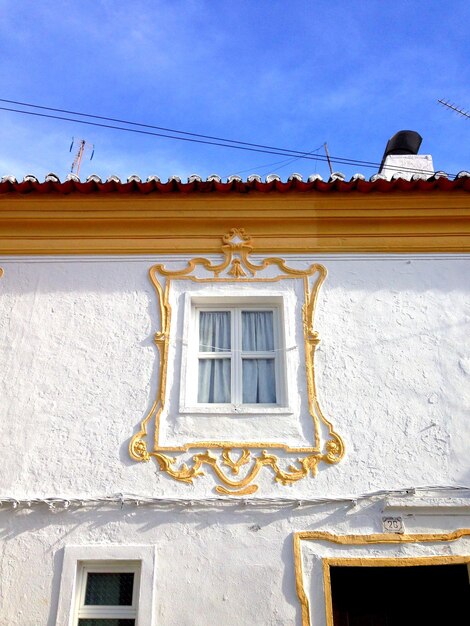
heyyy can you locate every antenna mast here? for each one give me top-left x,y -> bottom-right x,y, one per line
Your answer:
69,138 -> 95,176
323,142 -> 333,175
437,99 -> 470,120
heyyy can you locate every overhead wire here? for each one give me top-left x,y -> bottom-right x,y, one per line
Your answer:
1,485 -> 469,510
224,143 -> 324,179
0,102 -> 441,176
0,104 -> 430,176
256,143 -> 325,178
0,98 -> 358,163
0,98 -> 458,178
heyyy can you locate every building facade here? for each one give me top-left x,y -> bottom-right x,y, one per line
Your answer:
1,171 -> 470,625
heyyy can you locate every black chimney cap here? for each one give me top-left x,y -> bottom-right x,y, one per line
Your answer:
380,130 -> 423,170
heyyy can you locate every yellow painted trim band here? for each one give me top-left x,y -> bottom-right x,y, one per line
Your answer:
1,192 -> 470,254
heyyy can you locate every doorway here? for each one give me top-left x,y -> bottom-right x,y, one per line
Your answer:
330,563 -> 469,626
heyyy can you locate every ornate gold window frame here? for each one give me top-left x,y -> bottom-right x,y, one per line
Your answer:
293,530 -> 470,626
129,229 -> 344,495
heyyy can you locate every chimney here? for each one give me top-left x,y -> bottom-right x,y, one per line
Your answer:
379,130 -> 434,180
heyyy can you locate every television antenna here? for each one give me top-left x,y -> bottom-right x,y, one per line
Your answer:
69,138 -> 95,176
323,142 -> 333,175
438,99 -> 470,120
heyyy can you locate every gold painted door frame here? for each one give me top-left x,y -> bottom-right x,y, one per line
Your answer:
294,530 -> 470,626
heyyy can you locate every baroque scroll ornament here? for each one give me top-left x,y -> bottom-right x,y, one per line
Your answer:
130,229 -> 344,495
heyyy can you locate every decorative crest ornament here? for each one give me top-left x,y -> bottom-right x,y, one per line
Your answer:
130,229 -> 344,495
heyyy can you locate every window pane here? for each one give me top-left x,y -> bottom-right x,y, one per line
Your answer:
78,617 -> 135,626
242,359 -> 276,403
198,359 -> 231,403
242,311 -> 274,351
199,311 -> 231,352
85,573 -> 134,606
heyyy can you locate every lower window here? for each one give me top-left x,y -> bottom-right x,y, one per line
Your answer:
75,562 -> 140,626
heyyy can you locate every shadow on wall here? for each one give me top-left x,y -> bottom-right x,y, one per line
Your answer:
48,547 -> 64,626
1,501 -> 356,625
0,257 -> 469,296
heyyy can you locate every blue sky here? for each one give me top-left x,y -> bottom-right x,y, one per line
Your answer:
0,0 -> 468,181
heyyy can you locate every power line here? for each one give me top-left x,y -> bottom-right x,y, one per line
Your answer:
1,485 -> 469,510
0,103 -> 341,163
0,98 -> 342,163
0,102 -> 357,168
0,99 -> 456,177
257,143 -> 325,178
0,102 -> 439,175
225,143 -> 324,179
0,97 -> 308,152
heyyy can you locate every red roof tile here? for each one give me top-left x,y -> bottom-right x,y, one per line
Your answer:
0,172 -> 469,195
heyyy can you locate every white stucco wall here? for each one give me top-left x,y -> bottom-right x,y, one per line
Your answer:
1,498 -> 470,625
1,253 -> 469,625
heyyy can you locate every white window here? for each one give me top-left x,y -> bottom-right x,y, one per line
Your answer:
182,297 -> 287,411
57,546 -> 155,626
74,561 -> 140,625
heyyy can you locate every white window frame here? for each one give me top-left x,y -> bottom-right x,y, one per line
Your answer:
75,560 -> 140,623
180,295 -> 290,414
56,545 -> 156,626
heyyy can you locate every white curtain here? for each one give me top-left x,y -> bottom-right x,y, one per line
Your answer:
197,310 -> 276,404
242,311 -> 276,403
242,311 -> 274,351
199,311 -> 231,352
198,311 -> 231,403
242,359 -> 276,403
198,359 -> 231,403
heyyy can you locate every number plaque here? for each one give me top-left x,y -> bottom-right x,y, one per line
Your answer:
382,516 -> 405,534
